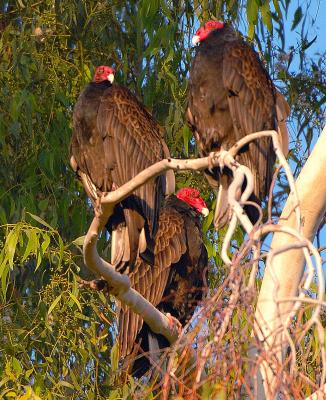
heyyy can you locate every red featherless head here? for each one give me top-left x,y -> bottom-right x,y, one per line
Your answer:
192,20 -> 225,45
176,188 -> 209,217
93,66 -> 115,84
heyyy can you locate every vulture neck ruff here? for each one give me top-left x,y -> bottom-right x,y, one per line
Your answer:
89,80 -> 112,90
196,25 -> 237,51
170,193 -> 205,217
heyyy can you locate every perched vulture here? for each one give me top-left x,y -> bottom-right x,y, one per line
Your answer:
118,188 -> 209,377
70,66 -> 174,269
187,21 -> 290,227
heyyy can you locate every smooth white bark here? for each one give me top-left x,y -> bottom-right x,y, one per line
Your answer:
255,126 -> 326,397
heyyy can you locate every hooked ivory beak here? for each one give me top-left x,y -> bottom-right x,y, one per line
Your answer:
108,73 -> 115,84
192,35 -> 200,46
201,207 -> 209,217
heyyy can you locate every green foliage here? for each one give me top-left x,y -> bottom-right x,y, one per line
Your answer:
0,218 -> 120,398
0,0 -> 324,398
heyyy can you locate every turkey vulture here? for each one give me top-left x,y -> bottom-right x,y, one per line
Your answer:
187,21 -> 290,228
118,187 -> 209,377
70,66 -> 174,269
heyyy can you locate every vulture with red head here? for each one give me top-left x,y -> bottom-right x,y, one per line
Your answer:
118,188 -> 209,377
70,66 -> 174,269
187,21 -> 290,227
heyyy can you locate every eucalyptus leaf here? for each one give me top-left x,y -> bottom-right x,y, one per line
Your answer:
47,293 -> 62,315
27,213 -> 54,231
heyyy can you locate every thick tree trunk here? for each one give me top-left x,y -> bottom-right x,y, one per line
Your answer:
254,126 -> 326,398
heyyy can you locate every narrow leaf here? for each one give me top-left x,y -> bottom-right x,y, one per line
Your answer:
248,23 -> 255,40
182,125 -> 191,157
261,1 -> 272,33
302,35 -> 317,51
6,229 -> 19,269
202,210 -> 214,234
110,342 -> 119,371
11,357 -> 22,375
272,0 -> 282,18
22,229 -> 37,262
246,0 -> 259,23
69,369 -> 81,390
41,233 -> 50,255
48,294 -> 62,315
1,264 -> 10,298
69,292 -> 82,312
72,235 -> 85,246
27,212 -> 53,230
291,6 -> 303,31
58,381 -> 75,389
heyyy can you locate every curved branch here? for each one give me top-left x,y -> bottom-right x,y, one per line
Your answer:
81,130 -> 279,355
79,127 -> 324,396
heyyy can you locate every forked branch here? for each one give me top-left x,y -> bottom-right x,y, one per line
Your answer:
79,128 -> 325,398
81,130 -> 278,346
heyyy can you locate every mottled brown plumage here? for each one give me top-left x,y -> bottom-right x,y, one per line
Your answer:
188,22 -> 289,226
118,190 -> 208,377
70,67 -> 174,267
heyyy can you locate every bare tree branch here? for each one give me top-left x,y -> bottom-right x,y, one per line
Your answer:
77,128 -> 325,397
81,130 -> 279,350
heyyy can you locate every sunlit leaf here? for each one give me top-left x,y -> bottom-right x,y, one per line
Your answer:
21,229 -> 37,262
72,235 -> 85,246
261,1 -> 272,33
246,0 -> 259,24
69,292 -> 82,312
5,392 -> 17,398
58,380 -> 75,389
6,227 -> 20,269
11,357 -> 22,375
17,387 -> 42,400
41,232 -> 51,255
110,342 -> 119,372
47,293 -> 62,315
202,210 -> 214,234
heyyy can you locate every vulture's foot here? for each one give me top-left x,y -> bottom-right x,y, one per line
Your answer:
94,195 -> 103,218
213,177 -> 231,230
70,155 -> 78,172
208,148 -> 229,172
166,313 -> 182,337
78,278 -> 108,292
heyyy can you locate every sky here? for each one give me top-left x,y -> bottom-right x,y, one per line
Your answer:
274,0 -> 325,275
272,1 -> 325,277
286,0 -> 326,253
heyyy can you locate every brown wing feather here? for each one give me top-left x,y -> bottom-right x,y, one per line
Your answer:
71,82 -> 113,193
71,83 -> 170,265
187,27 -> 290,210
275,90 -> 290,156
118,208 -> 187,357
98,85 -> 167,241
222,40 -> 277,198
